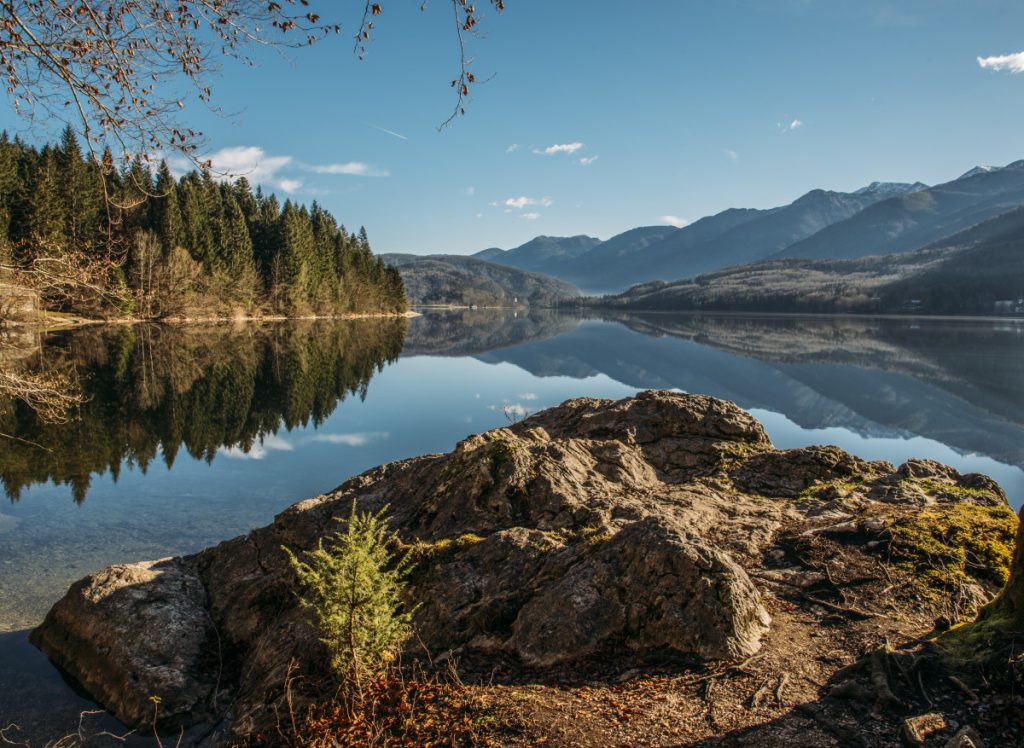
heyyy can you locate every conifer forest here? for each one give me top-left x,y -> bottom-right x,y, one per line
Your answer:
0,129 -> 406,319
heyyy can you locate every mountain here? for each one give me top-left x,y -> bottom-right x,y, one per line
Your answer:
606,188 -> 900,290
854,181 -> 929,197
484,185 -> 921,294
470,159 -> 1024,297
381,253 -> 579,307
592,204 -> 1024,316
533,226 -> 679,293
959,166 -> 997,180
471,235 -> 601,276
474,247 -> 506,262
774,160 -> 1024,261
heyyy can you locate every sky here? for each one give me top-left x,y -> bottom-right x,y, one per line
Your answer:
7,0 -> 1024,255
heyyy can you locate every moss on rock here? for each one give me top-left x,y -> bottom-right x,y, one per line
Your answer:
888,503 -> 1018,593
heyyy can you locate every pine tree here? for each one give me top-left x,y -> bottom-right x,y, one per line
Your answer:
26,147 -> 66,246
278,200 -> 315,310
283,503 -> 415,686
56,127 -> 100,253
150,160 -> 183,254
179,172 -> 214,264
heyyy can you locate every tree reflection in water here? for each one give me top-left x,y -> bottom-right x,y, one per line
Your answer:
0,319 -> 407,503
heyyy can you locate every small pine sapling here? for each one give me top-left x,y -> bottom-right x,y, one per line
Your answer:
283,502 -> 415,688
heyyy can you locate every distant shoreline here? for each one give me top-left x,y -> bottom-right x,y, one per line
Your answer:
587,307 -> 1024,324
8,310 -> 419,333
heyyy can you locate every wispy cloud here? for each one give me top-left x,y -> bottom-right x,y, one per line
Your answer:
661,215 -> 689,228
499,196 -> 553,209
724,149 -> 739,161
306,161 -> 389,177
778,119 -> 803,133
579,155 -> 599,166
518,392 -> 539,400
506,143 -> 520,153
466,186 -> 476,196
978,51 -> 1024,73
521,212 -> 541,220
364,122 -> 408,140
173,145 -> 390,195
307,431 -> 390,447
534,142 -> 584,155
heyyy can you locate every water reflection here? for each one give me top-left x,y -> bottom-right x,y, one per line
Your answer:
477,313 -> 1024,471
0,319 -> 407,502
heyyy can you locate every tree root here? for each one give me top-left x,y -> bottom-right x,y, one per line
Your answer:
870,647 -> 907,709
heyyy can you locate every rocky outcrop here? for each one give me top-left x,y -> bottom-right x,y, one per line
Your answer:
29,391 -> 1012,742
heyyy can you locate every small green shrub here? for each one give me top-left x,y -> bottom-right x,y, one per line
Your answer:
283,502 -> 415,686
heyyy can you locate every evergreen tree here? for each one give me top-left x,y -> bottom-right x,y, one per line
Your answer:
0,134 -> 405,317
56,127 -> 100,252
179,172 -> 214,264
25,147 -> 66,246
150,160 -> 183,253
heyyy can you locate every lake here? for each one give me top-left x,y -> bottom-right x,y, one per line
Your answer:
2,309 -> 1024,740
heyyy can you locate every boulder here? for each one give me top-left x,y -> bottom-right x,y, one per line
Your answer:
30,558 -> 216,728
29,391 -> 1011,742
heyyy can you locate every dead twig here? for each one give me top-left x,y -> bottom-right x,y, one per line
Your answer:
804,594 -> 879,620
949,675 -> 979,702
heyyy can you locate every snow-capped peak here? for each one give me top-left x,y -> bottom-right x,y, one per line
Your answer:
854,181 -> 928,197
959,165 -> 998,180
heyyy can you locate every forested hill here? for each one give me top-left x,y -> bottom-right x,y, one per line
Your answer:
381,253 -> 580,307
0,129 -> 405,318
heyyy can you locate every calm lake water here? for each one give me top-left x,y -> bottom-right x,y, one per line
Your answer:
2,309 -> 1024,739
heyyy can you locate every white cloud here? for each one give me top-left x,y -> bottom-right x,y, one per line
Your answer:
978,51 -> 1024,73
535,142 -> 584,155
218,433 -> 294,461
185,145 -> 389,197
205,146 -> 292,183
579,156 -> 599,165
521,212 -> 542,220
506,143 -> 520,153
779,119 -> 803,133
503,196 -> 552,209
466,186 -> 476,196
307,431 -> 389,447
307,161 -> 389,177
725,149 -> 739,161
661,215 -> 689,228
518,392 -> 539,400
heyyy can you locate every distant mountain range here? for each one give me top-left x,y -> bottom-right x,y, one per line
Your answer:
472,159 -> 1024,298
380,253 -> 579,307
591,204 -> 1024,315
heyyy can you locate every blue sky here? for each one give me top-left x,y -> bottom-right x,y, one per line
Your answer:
9,1 -> 1024,255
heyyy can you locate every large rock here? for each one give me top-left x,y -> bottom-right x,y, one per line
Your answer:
29,390 -> 1011,742
29,558 -> 216,728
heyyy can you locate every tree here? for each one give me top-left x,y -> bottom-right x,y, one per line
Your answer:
0,1 -> 506,165
150,160 -> 183,254
283,503 -> 415,687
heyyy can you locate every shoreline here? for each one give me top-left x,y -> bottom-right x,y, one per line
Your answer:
6,309 -> 420,333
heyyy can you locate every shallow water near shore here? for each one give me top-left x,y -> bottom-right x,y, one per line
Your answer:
2,310 -> 1024,741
